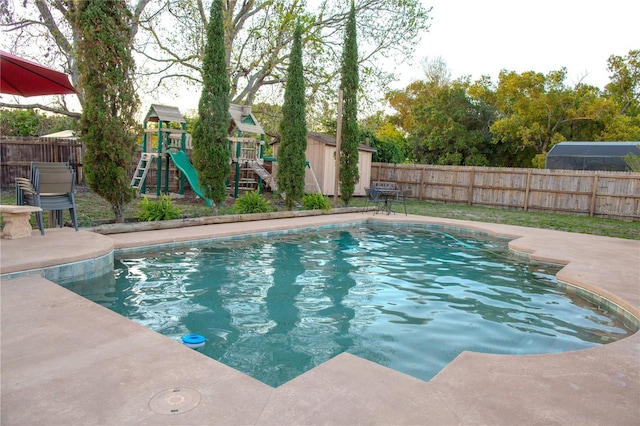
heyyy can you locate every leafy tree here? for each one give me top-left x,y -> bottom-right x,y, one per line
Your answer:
387,75 -> 495,166
276,24 -> 308,210
491,69 -> 607,167
373,123 -> 410,163
339,1 -> 359,205
0,109 -> 40,136
624,145 -> 640,171
467,76 -> 533,167
562,83 -> 610,141
191,0 -> 231,214
248,102 -> 282,156
605,50 -> 640,116
599,114 -> 640,141
419,81 -> 492,165
75,0 -> 139,223
251,102 -> 283,142
472,65 -> 639,163
600,50 -> 640,140
312,100 -> 340,134
0,109 -> 77,136
351,110 -> 409,163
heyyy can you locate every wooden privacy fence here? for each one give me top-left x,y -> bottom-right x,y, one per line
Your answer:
3,137 -> 638,220
372,163 -> 640,221
1,136 -> 189,193
1,136 -> 84,186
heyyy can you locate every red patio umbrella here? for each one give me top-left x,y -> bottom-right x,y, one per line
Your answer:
0,50 -> 76,97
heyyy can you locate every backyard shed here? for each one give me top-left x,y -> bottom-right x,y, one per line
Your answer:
546,141 -> 640,171
271,132 -> 376,196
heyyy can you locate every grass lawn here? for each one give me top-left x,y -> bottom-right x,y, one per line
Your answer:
2,187 -> 638,240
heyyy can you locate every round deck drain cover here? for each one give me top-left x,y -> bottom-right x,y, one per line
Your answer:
149,388 -> 201,415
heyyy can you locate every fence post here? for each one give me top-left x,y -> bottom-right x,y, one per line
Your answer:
524,169 -> 532,211
467,167 -> 475,205
589,174 -> 599,217
419,165 -> 426,200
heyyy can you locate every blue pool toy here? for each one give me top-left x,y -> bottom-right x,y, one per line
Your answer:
181,334 -> 205,349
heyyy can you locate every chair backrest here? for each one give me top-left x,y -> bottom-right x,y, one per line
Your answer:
30,162 -> 72,183
35,169 -> 75,194
32,161 -> 70,169
372,181 -> 397,190
366,187 -> 382,201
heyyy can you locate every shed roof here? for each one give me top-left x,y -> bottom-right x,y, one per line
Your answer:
306,132 -> 376,152
229,104 -> 264,135
40,130 -> 76,139
547,141 -> 640,157
145,104 -> 186,124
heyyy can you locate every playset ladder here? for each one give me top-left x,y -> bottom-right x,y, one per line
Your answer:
131,152 -> 158,190
248,160 -> 277,191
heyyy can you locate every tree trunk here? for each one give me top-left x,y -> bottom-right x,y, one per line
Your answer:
113,203 -> 126,223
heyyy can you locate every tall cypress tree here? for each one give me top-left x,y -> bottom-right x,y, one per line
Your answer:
75,0 -> 139,223
339,1 -> 360,205
277,24 -> 308,210
192,0 -> 231,214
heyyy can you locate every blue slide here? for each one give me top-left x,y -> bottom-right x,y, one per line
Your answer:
167,150 -> 213,207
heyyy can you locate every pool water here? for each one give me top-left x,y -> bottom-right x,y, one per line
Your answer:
64,225 -> 632,387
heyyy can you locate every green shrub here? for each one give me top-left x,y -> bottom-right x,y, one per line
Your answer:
234,190 -> 271,214
137,195 -> 183,221
302,193 -> 331,211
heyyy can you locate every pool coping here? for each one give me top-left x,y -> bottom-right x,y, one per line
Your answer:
1,212 -> 639,425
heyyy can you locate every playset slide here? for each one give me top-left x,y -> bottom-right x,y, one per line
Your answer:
166,150 -> 212,207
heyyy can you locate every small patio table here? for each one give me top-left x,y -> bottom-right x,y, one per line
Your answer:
368,181 -> 409,215
376,188 -> 400,214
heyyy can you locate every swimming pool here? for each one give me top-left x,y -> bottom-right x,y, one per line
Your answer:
64,224 -> 632,387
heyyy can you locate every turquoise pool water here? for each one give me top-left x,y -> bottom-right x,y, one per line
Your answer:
64,225 -> 632,387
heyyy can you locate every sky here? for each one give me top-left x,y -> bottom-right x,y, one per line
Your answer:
2,0 -> 638,117
392,0 -> 640,90
164,0 -> 640,114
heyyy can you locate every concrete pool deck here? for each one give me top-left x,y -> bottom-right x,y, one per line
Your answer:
1,212 -> 639,425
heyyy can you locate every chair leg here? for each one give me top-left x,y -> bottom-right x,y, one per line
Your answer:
69,207 -> 78,231
35,211 -> 45,235
15,183 -> 23,206
70,194 -> 78,231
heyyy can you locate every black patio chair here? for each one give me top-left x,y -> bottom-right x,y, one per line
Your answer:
365,187 -> 387,214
